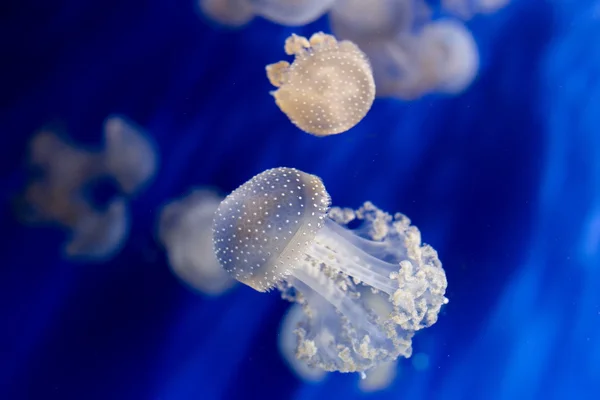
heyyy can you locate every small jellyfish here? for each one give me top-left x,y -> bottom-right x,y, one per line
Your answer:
279,303 -> 328,382
103,115 -> 158,195
199,0 -> 254,27
20,116 -> 157,261
158,189 -> 235,296
329,0 -> 431,44
213,167 -> 448,373
359,19 -> 478,99
198,0 -> 335,27
266,32 -> 375,136
249,0 -> 336,26
413,19 -> 479,95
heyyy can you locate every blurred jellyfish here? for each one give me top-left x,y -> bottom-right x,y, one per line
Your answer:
213,167 -> 448,373
280,291 -> 399,391
103,116 -> 158,195
279,303 -> 328,382
250,0 -> 337,26
361,19 -> 479,99
199,0 -> 334,27
20,115 -> 157,261
158,189 -> 235,295
329,0 -> 431,44
442,0 -> 510,20
266,32 -> 375,136
199,0 -> 254,27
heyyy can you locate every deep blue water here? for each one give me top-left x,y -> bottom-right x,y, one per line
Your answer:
1,0 -> 599,399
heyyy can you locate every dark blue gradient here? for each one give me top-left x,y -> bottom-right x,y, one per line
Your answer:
1,0 -> 598,399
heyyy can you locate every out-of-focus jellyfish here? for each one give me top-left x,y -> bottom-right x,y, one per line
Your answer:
279,303 -> 328,382
329,0 -> 431,44
103,116 -> 158,195
20,115 -> 157,261
158,189 -> 235,296
266,32 -> 375,136
198,0 -> 335,27
213,167 -> 448,373
280,291 -> 399,390
361,19 -> 479,99
199,0 -> 255,28
442,0 -> 510,20
250,0 -> 337,26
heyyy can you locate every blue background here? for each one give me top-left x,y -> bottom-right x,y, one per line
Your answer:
1,0 -> 599,399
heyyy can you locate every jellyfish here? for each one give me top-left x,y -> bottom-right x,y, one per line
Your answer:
329,0 -> 431,44
266,32 -> 375,136
199,0 -> 335,27
358,19 -> 478,99
213,167 -> 448,373
280,292 -> 399,390
20,115 -> 157,261
103,115 -> 158,195
158,189 -> 235,295
279,303 -> 328,382
198,0 -> 254,28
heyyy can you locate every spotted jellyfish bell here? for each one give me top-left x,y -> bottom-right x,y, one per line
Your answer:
212,167 -> 448,373
266,32 -> 376,136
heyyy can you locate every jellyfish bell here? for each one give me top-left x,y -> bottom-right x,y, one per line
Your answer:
329,0 -> 431,44
213,167 -> 448,373
266,32 -> 376,136
198,0 -> 254,27
159,189 -> 235,296
414,19 -> 479,95
250,0 -> 336,26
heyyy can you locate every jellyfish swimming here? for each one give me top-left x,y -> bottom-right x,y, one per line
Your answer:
158,188 -> 235,295
266,32 -> 376,136
279,295 -> 399,390
329,0 -> 431,44
198,0 -> 335,27
212,167 -> 448,373
359,19 -> 479,99
20,115 -> 157,261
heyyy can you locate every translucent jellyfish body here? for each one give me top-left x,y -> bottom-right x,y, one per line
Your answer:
199,0 -> 334,27
280,297 -> 398,391
329,0 -> 431,44
279,303 -> 328,382
21,116 -> 157,260
266,32 -> 375,136
213,167 -> 448,373
361,19 -> 479,99
158,189 -> 235,295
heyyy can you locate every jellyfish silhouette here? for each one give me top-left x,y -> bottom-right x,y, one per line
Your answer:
20,116 -> 157,261
158,188 -> 235,295
266,32 -> 375,136
213,167 -> 448,373
198,0 -> 335,27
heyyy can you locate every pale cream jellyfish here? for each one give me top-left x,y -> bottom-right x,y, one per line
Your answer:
360,19 -> 479,99
21,116 -> 157,260
199,0 -> 254,27
278,303 -> 328,383
213,167 -> 448,373
23,131 -> 128,260
266,32 -> 376,136
249,0 -> 337,26
279,292 -> 399,390
199,0 -> 335,27
103,115 -> 158,195
159,189 -> 235,295
328,0 -> 432,44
